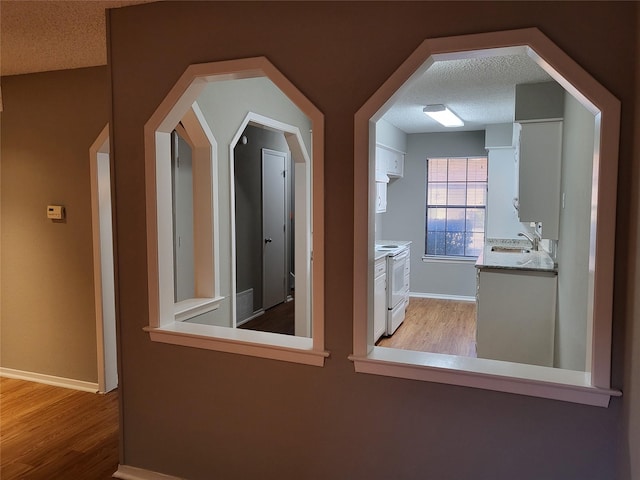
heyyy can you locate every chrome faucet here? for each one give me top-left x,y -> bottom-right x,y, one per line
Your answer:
518,231 -> 539,251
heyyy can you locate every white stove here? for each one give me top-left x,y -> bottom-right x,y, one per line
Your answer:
375,241 -> 411,335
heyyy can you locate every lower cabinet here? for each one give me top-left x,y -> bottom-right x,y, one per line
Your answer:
374,257 -> 387,343
476,268 -> 557,367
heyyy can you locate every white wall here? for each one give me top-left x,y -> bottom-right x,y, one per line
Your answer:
188,77 -> 311,327
376,118 -> 407,152
382,131 -> 485,298
554,92 -> 595,370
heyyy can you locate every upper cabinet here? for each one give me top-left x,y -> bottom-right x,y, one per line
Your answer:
375,144 -> 405,213
513,82 -> 565,240
516,121 -> 563,239
376,144 -> 404,179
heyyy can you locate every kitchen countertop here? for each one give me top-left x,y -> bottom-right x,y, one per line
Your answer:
375,250 -> 388,261
475,245 -> 557,273
375,240 -> 411,261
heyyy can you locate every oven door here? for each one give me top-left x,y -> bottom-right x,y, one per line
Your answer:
387,295 -> 407,335
388,250 -> 408,308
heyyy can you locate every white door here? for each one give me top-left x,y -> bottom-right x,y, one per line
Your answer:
262,149 -> 288,310
172,131 -> 195,302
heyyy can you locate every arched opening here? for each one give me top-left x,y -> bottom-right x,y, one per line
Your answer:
230,112 -> 312,338
144,58 -> 326,366
352,29 -> 621,406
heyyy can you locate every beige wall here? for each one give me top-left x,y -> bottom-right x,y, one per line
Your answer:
1,67 -> 109,382
107,2 -> 638,479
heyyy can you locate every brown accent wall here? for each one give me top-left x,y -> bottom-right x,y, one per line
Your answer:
1,66 -> 109,382
620,4 -> 640,479
108,2 -> 638,479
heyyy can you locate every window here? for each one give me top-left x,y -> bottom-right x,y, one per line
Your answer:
352,28 -> 621,407
425,157 -> 487,257
144,57 -> 327,366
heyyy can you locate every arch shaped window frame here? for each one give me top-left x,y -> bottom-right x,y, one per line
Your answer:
229,112 -> 313,337
351,28 -> 621,406
144,57 -> 327,366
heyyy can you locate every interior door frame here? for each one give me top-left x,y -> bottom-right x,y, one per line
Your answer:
261,148 -> 289,310
230,112 -> 312,337
89,125 -> 118,393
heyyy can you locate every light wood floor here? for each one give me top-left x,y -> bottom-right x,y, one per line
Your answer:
377,297 -> 477,357
0,377 -> 119,480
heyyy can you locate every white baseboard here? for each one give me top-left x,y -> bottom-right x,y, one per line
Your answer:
114,464 -> 185,480
235,309 -> 264,327
409,292 -> 476,302
0,367 -> 99,393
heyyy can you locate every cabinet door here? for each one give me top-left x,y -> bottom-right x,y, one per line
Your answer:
476,269 -> 557,366
376,145 -> 404,178
518,121 -> 562,239
386,152 -> 404,177
376,182 -> 387,213
374,269 -> 387,342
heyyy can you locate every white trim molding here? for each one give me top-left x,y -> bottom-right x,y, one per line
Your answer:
0,367 -> 99,393
353,28 -> 621,406
89,124 -> 119,394
410,292 -> 476,303
144,56 -> 327,366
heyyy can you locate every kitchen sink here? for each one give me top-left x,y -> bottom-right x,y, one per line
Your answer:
490,246 -> 531,254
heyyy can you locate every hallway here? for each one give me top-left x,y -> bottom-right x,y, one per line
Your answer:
0,378 -> 119,479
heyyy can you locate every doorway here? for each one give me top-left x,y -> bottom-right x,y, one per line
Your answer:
89,126 -> 118,393
233,125 -> 294,332
262,148 -> 290,310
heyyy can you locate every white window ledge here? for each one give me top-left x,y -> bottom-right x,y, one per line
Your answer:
422,255 -> 478,264
174,296 -> 224,322
349,347 -> 621,407
144,322 -> 329,366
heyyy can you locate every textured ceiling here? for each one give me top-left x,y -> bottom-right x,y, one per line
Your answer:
0,0 -> 156,76
382,51 -> 555,134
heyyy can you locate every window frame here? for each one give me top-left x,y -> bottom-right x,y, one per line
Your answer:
424,156 -> 488,259
144,57 -> 327,366
351,28 -> 621,407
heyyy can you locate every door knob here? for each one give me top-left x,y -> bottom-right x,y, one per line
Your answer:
264,238 -> 272,244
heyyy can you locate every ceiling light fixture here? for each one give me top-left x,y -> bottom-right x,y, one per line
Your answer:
423,104 -> 464,127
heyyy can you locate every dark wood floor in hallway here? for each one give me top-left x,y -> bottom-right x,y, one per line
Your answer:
238,298 -> 294,335
0,377 -> 119,480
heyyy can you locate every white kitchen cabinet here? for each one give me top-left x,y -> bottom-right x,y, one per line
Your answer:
373,257 -> 387,342
385,151 -> 404,177
376,144 -> 404,178
476,268 -> 557,367
375,181 -> 387,213
517,121 -> 563,239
